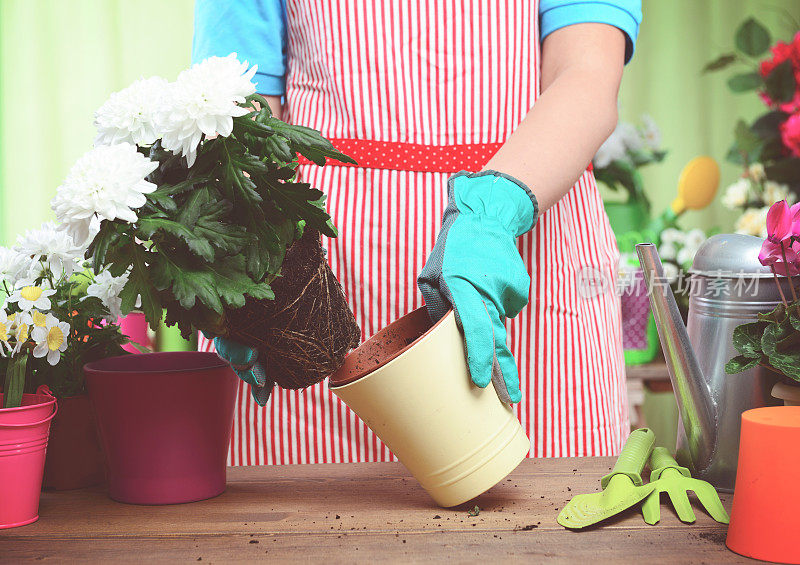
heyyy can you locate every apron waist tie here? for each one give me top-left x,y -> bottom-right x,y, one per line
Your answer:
298,138 -> 594,175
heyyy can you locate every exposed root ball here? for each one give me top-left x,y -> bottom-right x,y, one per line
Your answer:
224,230 -> 361,389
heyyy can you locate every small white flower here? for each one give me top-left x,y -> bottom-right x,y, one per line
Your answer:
594,126 -> 629,168
8,311 -> 33,355
0,246 -> 33,287
763,181 -> 792,207
51,143 -> 158,245
659,228 -> 685,245
6,280 -> 55,311
94,76 -> 171,147
14,222 -> 86,279
735,207 -> 768,237
721,179 -> 750,210
31,313 -> 69,366
640,114 -> 662,151
662,261 -> 680,283
160,53 -> 257,166
86,269 -> 129,320
618,122 -> 644,152
658,242 -> 678,261
684,228 -> 706,250
747,163 -> 765,183
0,310 -> 12,355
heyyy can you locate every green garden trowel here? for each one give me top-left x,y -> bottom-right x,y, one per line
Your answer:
558,428 -> 656,529
641,447 -> 730,525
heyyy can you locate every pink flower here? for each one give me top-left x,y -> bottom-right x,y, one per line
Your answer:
760,240 -> 800,276
765,200 -> 795,243
780,113 -> 800,158
759,32 -> 800,110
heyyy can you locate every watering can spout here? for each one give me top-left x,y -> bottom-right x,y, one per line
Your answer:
636,244 -> 717,473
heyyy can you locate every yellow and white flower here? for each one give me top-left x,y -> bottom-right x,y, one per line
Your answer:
7,311 -> 32,355
0,310 -> 12,355
31,314 -> 69,366
735,207 -> 769,238
763,181 -> 794,207
721,179 -> 750,210
746,163 -> 766,183
6,281 -> 55,311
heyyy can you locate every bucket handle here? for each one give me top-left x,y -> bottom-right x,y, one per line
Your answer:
0,385 -> 58,428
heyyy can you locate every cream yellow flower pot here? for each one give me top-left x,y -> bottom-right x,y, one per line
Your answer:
329,307 -> 530,507
772,381 -> 800,406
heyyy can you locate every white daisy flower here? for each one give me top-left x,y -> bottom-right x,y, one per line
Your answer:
659,228 -> 685,245
86,269 -> 129,320
594,126 -> 629,168
662,261 -> 680,283
721,179 -> 750,210
658,242 -> 678,261
0,310 -> 12,356
763,181 -> 792,207
31,313 -> 69,366
8,311 -> 33,355
618,122 -> 644,152
160,53 -> 257,166
746,163 -> 765,183
735,207 -> 768,237
677,246 -> 696,269
14,222 -> 86,279
6,280 -> 55,311
684,228 -> 706,251
94,76 -> 171,147
50,143 -> 158,245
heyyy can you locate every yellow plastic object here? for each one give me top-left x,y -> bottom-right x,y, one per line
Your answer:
671,156 -> 720,215
329,309 -> 530,508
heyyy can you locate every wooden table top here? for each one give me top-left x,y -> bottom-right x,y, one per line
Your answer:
0,457 -> 747,564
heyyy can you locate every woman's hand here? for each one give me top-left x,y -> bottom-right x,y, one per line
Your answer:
484,22 -> 627,211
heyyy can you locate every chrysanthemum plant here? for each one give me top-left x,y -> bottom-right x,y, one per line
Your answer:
0,225 -> 130,409
726,200 -> 800,382
55,54 -> 354,343
705,18 -> 800,190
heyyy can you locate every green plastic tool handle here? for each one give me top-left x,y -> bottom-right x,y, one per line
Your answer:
601,428 -> 655,488
649,446 -> 692,481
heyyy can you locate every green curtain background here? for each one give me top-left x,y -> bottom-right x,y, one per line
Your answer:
1,0 -> 799,245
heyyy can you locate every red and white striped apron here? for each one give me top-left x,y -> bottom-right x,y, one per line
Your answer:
200,0 -> 629,465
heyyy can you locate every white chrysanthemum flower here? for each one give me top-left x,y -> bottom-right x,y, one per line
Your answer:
160,53 -> 257,167
747,163 -> 765,183
31,313 -> 69,366
684,228 -> 706,251
51,143 -> 158,245
94,76 -> 171,147
763,181 -> 792,207
658,242 -> 677,261
14,222 -> 86,279
735,207 -> 768,237
6,280 -> 55,311
86,269 -> 129,320
640,114 -> 662,151
0,246 -> 33,287
594,126 -> 629,168
659,228 -> 685,245
721,179 -> 750,210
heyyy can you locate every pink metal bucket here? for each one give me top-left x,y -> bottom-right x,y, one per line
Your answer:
0,387 -> 58,529
84,352 -> 238,505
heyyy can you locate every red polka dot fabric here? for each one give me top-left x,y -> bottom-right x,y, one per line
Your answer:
299,138 -> 594,174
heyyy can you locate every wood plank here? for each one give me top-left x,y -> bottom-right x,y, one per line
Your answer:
626,362 -> 670,382
0,458 -> 741,563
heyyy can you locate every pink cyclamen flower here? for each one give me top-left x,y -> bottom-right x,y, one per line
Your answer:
765,200 -> 795,243
780,113 -> 800,158
760,239 -> 800,276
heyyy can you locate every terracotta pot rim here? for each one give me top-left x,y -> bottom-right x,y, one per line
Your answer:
84,351 -> 227,376
329,307 -> 453,388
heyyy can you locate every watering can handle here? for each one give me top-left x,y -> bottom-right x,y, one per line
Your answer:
0,386 -> 58,428
649,447 -> 692,481
601,428 -> 655,488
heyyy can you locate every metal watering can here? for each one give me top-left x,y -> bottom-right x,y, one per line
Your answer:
636,234 -> 784,492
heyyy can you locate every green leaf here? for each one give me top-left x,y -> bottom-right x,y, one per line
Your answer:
703,53 -> 737,73
735,18 -> 771,57
731,321 -> 768,358
151,253 -> 273,314
3,354 -> 27,409
751,111 -> 789,138
725,355 -> 761,374
762,320 -> 800,380
138,217 -> 215,262
266,119 -> 357,166
727,72 -> 762,92
232,114 -> 276,139
758,303 -> 786,323
734,119 -> 764,159
119,244 -> 162,329
764,59 -> 797,104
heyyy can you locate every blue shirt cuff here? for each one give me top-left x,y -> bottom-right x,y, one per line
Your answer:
254,72 -> 286,96
540,1 -> 642,63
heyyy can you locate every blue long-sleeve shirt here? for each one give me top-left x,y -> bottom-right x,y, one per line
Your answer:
192,0 -> 642,95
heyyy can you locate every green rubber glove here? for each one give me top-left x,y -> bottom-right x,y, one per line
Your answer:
212,337 -> 273,406
418,171 -> 539,403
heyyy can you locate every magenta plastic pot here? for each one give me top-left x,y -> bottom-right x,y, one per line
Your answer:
0,387 -> 57,529
84,352 -> 238,505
